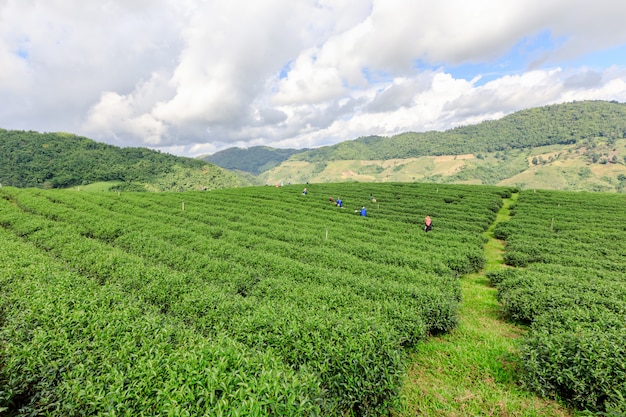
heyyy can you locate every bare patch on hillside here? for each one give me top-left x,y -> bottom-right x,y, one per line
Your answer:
424,154 -> 474,176
434,154 -> 474,162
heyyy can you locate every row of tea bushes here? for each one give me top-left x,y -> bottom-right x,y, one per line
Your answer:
0,226 -> 319,417
490,190 -> 626,413
0,196 -> 405,416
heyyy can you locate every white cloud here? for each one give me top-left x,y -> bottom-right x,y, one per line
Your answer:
1,0 -> 626,156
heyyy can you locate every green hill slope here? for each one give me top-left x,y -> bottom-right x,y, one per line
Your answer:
292,100 -> 626,161
259,101 -> 626,191
0,129 -> 251,191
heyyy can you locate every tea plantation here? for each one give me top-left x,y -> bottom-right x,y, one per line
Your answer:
491,190 -> 626,414
1,183 -> 624,415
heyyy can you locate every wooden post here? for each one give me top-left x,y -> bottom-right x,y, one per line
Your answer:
182,201 -> 185,211
326,228 -> 328,240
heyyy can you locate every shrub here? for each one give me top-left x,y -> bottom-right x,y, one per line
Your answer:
520,308 -> 626,413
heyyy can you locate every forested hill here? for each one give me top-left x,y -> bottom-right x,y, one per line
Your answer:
0,129 -> 250,190
293,100 -> 626,162
200,146 -> 305,175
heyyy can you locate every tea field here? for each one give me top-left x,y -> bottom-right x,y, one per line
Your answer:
1,183 -> 624,416
0,182 -> 508,416
490,190 -> 626,414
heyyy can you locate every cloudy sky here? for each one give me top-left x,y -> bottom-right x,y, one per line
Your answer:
2,0 -> 626,157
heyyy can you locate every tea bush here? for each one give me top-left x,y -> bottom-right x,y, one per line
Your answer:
491,190 -> 626,413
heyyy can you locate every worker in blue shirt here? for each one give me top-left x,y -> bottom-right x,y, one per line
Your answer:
336,197 -> 343,208
360,206 -> 366,216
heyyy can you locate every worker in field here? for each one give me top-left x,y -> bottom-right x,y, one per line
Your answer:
329,196 -> 334,203
360,206 -> 367,217
424,215 -> 432,232
302,187 -> 307,195
336,197 -> 343,208
370,194 -> 376,203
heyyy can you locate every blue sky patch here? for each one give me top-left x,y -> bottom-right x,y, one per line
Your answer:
361,67 -> 393,84
565,43 -> 626,69
427,30 -> 570,86
278,61 -> 292,79
16,48 -> 29,59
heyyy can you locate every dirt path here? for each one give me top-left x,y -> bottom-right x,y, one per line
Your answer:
397,194 -> 572,416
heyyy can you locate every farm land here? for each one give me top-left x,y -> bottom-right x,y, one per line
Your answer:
490,189 -> 626,414
0,183 -> 624,416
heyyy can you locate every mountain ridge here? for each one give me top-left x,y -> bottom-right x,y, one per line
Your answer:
205,100 -> 626,192
200,146 -> 306,175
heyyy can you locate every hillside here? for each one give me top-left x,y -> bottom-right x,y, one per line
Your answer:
261,140 -> 626,191
0,129 -> 252,191
257,100 -> 626,191
291,100 -> 626,161
4,100 -> 626,192
200,145 -> 305,175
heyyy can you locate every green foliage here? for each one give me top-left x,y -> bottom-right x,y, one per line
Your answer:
0,182 -> 504,416
445,150 -> 531,185
0,227 -> 319,417
290,100 -> 626,162
0,129 -> 250,190
109,182 -> 148,192
490,190 -> 626,413
521,308 -> 626,413
202,146 -> 306,175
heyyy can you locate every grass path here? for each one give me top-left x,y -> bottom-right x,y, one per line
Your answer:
397,194 -> 573,416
